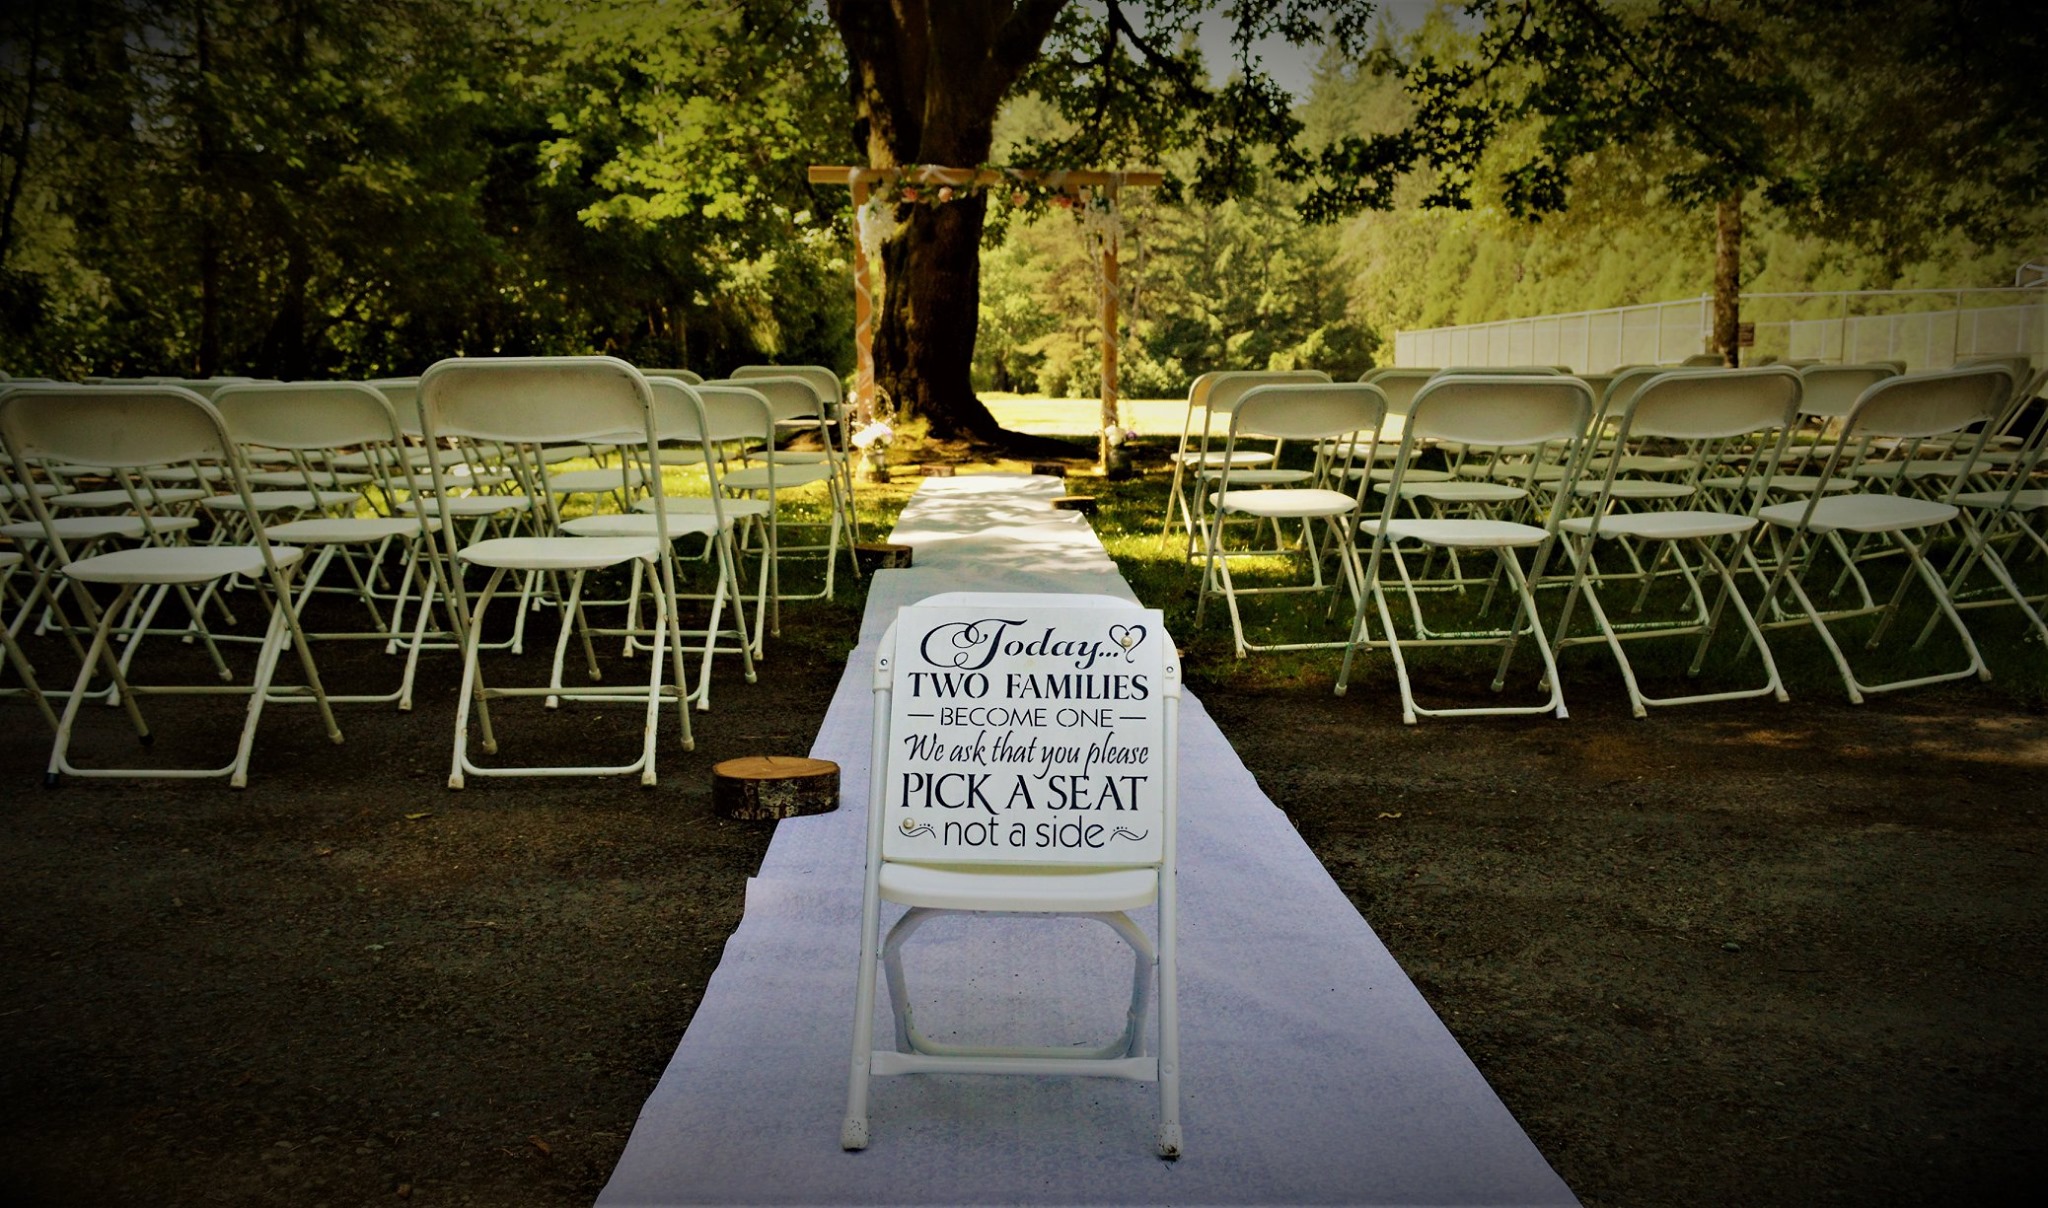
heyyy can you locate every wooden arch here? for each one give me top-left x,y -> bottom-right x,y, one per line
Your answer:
808,165 -> 1163,464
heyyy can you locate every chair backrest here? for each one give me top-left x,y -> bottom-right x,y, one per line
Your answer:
1597,365 -> 1668,422
1361,368 -> 1434,415
713,375 -> 826,425
1404,375 -> 1595,447
1232,382 -> 1387,442
418,356 -> 654,445
369,378 -> 421,435
1439,365 -> 1562,376
212,381 -> 405,451
0,384 -> 230,468
1841,364 -> 2014,440
642,367 -> 706,385
874,593 -> 1177,870
692,383 -> 776,445
732,364 -> 841,406
1798,363 -> 1897,418
1618,366 -> 1803,441
1202,369 -> 1332,416
0,385 -> 286,560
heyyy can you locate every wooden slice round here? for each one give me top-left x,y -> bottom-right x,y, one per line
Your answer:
854,541 -> 914,571
711,755 -> 840,820
1051,494 -> 1098,514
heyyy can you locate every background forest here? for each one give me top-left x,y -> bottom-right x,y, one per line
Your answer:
2,1 -> 2038,390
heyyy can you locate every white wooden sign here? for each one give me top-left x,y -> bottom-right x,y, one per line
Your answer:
884,603 -> 1169,865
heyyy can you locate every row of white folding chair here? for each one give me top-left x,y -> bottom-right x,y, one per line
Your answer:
1940,367 -> 2048,645
701,374 -> 860,630
1744,364 -> 2017,702
416,356 -> 695,788
553,377 -> 758,711
0,383 -> 341,786
1195,383 -> 1387,657
1160,369 -> 1331,559
1190,375 -> 1588,722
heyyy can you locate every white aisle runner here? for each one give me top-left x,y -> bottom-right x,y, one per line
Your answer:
599,475 -> 1576,1207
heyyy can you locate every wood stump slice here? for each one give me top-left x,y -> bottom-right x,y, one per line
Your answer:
712,756 -> 840,820
1030,461 -> 1069,478
855,542 -> 914,571
1051,495 -> 1098,514
922,464 -> 956,477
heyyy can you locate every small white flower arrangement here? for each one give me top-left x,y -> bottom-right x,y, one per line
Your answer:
851,420 -> 895,450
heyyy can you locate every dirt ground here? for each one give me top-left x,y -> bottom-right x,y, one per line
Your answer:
2,565 -> 2045,1206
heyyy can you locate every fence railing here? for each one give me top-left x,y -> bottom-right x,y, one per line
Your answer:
1393,288 -> 2047,373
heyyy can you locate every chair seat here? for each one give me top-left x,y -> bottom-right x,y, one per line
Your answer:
1759,495 -> 1959,534
1611,454 -> 1701,474
143,465 -> 230,483
1172,450 -> 1273,468
202,489 -> 360,512
1342,466 -> 1454,483
559,512 -> 722,539
1491,461 -> 1572,483
52,487 -> 209,508
1849,460 -> 1971,480
457,535 -> 659,571
1198,468 -> 1312,487
64,544 -> 304,585
1212,487 -> 1359,519
397,494 -> 537,517
1569,479 -> 1695,499
1377,480 -> 1526,503
1954,488 -> 2048,511
634,495 -> 772,519
247,469 -> 375,489
878,862 -> 1158,913
1561,511 -> 1756,540
721,464 -> 834,491
264,516 -> 436,544
538,444 -> 599,464
1368,517 -> 1551,547
2,515 -> 200,541
543,468 -> 630,493
1750,474 -> 1860,494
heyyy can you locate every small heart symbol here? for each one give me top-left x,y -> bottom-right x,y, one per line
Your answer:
1108,624 -> 1144,654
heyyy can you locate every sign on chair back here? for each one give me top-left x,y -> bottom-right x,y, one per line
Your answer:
844,593 -> 1184,1158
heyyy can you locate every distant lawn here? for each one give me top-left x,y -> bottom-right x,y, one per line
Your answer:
981,393 -> 1187,436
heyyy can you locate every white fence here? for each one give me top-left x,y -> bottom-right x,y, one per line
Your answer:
1394,289 -> 2047,373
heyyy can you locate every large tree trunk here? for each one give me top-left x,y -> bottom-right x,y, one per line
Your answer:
830,0 -> 1069,451
1713,190 -> 1743,368
874,193 -> 1001,441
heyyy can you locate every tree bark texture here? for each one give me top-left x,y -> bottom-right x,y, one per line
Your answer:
829,0 -> 1067,446
711,755 -> 840,820
1713,190 -> 1743,367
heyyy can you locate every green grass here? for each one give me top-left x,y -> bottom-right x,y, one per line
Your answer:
1082,438 -> 2048,708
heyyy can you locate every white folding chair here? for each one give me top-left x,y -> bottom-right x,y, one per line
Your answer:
558,377 -> 758,710
1337,375 -> 1594,721
845,593 -> 1183,1158
1550,367 -> 1804,716
1160,369 -> 1330,553
1755,365 -> 2013,702
1196,383 -> 1386,657
417,356 -> 693,787
0,384 -> 340,786
0,548 -> 60,731
709,375 -> 858,624
1937,368 -> 2048,645
729,365 -> 860,549
211,381 -> 446,710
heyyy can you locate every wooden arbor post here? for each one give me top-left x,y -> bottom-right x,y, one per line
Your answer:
808,165 -> 1162,471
